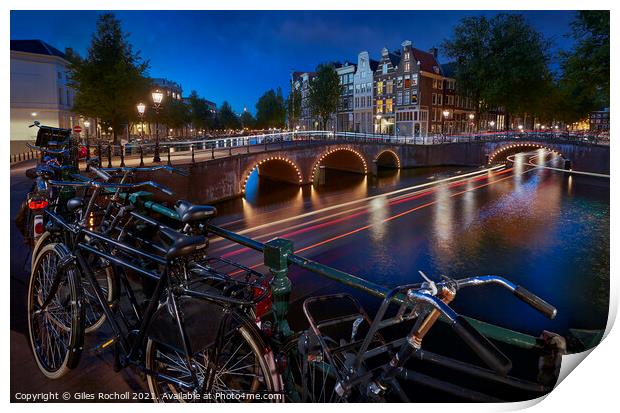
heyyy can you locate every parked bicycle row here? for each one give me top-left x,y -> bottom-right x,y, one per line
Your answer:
17,122 -> 563,402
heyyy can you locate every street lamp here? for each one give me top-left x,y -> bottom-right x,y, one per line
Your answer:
84,120 -> 91,145
442,110 -> 450,136
151,89 -> 164,162
489,120 -> 496,130
468,113 -> 475,134
136,102 -> 146,142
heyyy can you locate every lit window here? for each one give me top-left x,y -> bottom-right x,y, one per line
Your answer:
377,81 -> 383,95
376,100 -> 383,113
382,64 -> 387,74
386,99 -> 393,113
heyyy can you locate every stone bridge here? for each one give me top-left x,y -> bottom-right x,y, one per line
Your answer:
143,138 -> 609,204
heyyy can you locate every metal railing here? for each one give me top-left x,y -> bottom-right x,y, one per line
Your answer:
24,129 -> 607,170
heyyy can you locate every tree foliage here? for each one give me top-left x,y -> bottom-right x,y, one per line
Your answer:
187,90 -> 214,133
308,64 -> 341,130
255,88 -> 286,129
240,110 -> 256,129
558,11 -> 610,121
443,14 -> 551,128
218,101 -> 241,130
69,13 -> 150,142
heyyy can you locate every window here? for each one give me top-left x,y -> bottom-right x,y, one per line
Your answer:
386,80 -> 393,94
366,96 -> 371,107
386,99 -> 393,113
66,89 -> 70,107
411,94 -> 418,104
405,62 -> 410,72
447,95 -> 454,105
58,88 -> 63,105
438,94 -> 443,105
433,79 -> 437,89
404,90 -> 410,105
57,72 -> 62,80
376,99 -> 383,113
382,64 -> 388,74
438,80 -> 443,90
397,77 -> 403,88
404,75 -> 411,88
397,92 -> 403,105
412,74 -> 418,86
377,81 -> 383,95
432,93 -> 437,105
404,52 -> 410,61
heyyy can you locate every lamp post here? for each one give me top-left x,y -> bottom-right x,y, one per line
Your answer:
83,120 -> 91,145
152,89 -> 164,162
442,109 -> 450,138
136,102 -> 146,143
376,114 -> 382,134
489,120 -> 496,131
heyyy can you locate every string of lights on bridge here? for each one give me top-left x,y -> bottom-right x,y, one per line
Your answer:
310,147 -> 369,182
241,156 -> 303,194
487,143 -> 563,164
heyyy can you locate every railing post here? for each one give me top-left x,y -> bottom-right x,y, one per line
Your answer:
247,138 -> 250,153
212,144 -> 215,159
107,145 -> 113,168
120,144 -> 126,167
139,145 -> 145,167
85,143 -> 91,171
167,146 -> 172,166
191,145 -> 195,163
95,144 -> 101,167
264,238 -> 294,338
229,145 -> 232,156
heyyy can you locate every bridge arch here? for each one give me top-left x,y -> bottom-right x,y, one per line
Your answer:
310,147 -> 368,181
241,156 -> 303,194
375,149 -> 401,169
488,142 -> 564,164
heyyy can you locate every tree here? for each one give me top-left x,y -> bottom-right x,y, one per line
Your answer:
240,110 -> 256,129
441,16 -> 492,125
255,88 -> 286,129
558,11 -> 610,120
308,63 -> 341,130
443,14 -> 552,129
218,101 -> 241,130
69,13 -> 151,143
187,90 -> 210,135
160,98 -> 190,134
286,87 -> 302,128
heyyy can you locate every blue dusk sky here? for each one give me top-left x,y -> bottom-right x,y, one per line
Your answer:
10,10 -> 577,114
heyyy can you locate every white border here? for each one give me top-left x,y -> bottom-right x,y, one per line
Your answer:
4,2 -> 617,412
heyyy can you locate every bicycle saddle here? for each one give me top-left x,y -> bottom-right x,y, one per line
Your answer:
174,200 -> 217,223
159,225 -> 206,260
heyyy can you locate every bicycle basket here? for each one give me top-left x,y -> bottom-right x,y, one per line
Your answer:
35,126 -> 71,147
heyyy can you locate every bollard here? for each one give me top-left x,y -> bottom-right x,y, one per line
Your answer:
120,144 -> 126,167
247,138 -> 250,153
264,238 -> 294,338
97,144 -> 102,167
167,146 -> 172,166
229,146 -> 232,156
107,145 -> 112,168
139,146 -> 145,167
191,145 -> 195,163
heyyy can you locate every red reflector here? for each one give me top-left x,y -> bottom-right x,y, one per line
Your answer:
253,281 -> 273,319
28,199 -> 49,210
34,222 -> 44,236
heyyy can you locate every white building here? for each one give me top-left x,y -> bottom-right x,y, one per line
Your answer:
353,51 -> 377,134
10,40 -> 79,148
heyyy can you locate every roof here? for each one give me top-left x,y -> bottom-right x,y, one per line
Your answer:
10,40 -> 67,60
388,52 -> 400,67
441,62 -> 457,78
411,47 -> 442,74
369,59 -> 380,72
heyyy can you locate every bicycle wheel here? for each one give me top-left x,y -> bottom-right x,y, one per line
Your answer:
27,243 -> 84,379
146,319 -> 281,403
283,333 -> 350,402
33,232 -> 116,333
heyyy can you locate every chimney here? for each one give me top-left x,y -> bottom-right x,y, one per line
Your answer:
429,47 -> 438,58
65,47 -> 73,57
401,40 -> 412,49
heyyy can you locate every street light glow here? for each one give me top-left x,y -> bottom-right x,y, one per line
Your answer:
84,120 -> 91,128
468,113 -> 475,120
137,102 -> 146,115
152,90 -> 164,105
443,110 -> 450,118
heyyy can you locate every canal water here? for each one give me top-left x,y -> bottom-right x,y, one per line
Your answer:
213,151 -> 609,345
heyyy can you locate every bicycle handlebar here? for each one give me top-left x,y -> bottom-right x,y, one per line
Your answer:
47,179 -> 174,196
453,275 -> 557,319
100,165 -> 189,177
406,290 -> 512,375
26,142 -> 69,155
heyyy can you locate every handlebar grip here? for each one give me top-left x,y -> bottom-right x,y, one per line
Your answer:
92,168 -> 112,182
514,286 -> 557,319
452,316 -> 512,376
